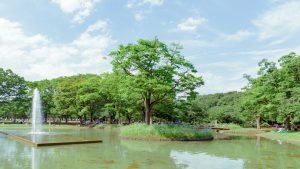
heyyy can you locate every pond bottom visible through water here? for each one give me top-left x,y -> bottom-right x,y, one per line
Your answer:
0,129 -> 300,169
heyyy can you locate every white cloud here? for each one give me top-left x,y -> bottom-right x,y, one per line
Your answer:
177,16 -> 207,32
223,30 -> 254,41
127,0 -> 163,22
197,72 -> 247,94
51,0 -> 100,24
127,0 -> 164,8
0,18 -> 114,80
252,1 -> 300,40
134,12 -> 144,21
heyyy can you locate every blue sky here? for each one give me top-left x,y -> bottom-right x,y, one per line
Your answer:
1,0 -> 300,94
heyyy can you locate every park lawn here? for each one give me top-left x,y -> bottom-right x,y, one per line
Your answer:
220,128 -> 271,135
94,124 -> 120,129
215,123 -> 242,129
120,123 -> 213,141
259,131 -> 300,143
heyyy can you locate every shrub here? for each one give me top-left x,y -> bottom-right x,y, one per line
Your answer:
120,123 -> 212,140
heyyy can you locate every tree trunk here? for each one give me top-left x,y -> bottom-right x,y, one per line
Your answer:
80,116 -> 83,125
65,116 -> 68,124
256,115 -> 261,129
144,97 -> 151,125
90,112 -> 93,122
141,108 -> 145,123
284,116 -> 291,130
128,117 -> 131,124
44,113 -> 48,123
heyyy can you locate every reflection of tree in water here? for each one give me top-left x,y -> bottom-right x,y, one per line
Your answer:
0,136 -> 31,168
151,136 -> 300,169
0,136 -> 55,169
120,140 -> 179,169
1,130 -> 300,169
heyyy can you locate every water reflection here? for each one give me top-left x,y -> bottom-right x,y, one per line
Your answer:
31,148 -> 38,169
1,129 -> 300,169
171,150 -> 244,169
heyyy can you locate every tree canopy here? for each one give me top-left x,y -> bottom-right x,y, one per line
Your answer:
109,39 -> 203,124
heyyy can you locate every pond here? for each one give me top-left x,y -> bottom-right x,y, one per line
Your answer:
0,128 -> 300,169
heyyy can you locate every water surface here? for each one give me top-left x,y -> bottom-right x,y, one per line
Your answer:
0,128 -> 299,169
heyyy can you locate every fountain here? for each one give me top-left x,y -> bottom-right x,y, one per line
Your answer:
1,88 -> 102,147
31,89 -> 43,134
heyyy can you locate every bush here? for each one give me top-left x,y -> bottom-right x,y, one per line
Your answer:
120,123 -> 213,140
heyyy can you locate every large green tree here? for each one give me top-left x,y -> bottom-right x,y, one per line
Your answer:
109,39 -> 204,124
0,68 -> 29,122
241,53 -> 300,129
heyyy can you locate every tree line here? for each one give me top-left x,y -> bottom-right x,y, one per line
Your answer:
1,39 -> 299,128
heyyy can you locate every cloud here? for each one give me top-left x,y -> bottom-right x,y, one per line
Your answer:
219,48 -> 291,60
127,0 -> 163,22
197,72 -> 247,94
127,0 -> 164,8
223,30 -> 254,41
134,12 -> 144,21
51,0 -> 100,24
252,1 -> 300,40
0,18 -> 114,80
177,16 -> 207,32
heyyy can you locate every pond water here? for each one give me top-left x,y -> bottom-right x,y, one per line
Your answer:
0,128 -> 300,169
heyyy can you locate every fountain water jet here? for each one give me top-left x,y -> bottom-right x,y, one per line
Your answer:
31,89 -> 43,134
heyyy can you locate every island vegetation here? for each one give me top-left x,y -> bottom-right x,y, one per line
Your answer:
1,38 -> 300,141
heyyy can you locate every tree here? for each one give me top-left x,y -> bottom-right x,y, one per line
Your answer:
53,76 -> 82,123
0,68 -> 29,122
240,53 -> 300,129
240,59 -> 279,129
109,39 -> 204,124
99,73 -> 141,124
29,79 -> 58,123
275,53 -> 300,129
77,75 -> 104,123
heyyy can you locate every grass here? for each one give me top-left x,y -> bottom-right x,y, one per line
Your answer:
259,131 -> 300,141
220,128 -> 271,135
215,123 -> 242,129
94,124 -> 120,129
120,123 -> 213,141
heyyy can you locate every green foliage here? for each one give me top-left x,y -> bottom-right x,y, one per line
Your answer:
240,53 -> 300,129
109,38 -> 203,124
120,123 -> 212,140
0,68 -> 29,120
184,91 -> 243,124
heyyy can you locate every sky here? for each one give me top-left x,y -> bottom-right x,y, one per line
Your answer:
1,0 -> 300,94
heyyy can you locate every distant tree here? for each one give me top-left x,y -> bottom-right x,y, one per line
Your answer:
77,75 -> 104,123
99,73 -> 141,124
53,76 -> 82,123
29,79 -> 58,123
186,92 -> 242,125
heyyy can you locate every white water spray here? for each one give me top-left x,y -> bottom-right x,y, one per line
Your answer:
31,89 -> 43,134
